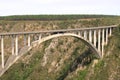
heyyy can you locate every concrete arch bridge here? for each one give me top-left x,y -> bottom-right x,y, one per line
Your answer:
0,25 -> 117,76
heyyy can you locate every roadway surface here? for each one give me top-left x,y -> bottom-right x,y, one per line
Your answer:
0,25 -> 117,36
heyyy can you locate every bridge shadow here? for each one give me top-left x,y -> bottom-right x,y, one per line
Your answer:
57,48 -> 96,80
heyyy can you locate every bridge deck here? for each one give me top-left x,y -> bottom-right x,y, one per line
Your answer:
0,25 -> 117,36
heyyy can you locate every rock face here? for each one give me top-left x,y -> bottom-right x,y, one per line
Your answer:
42,39 -> 58,67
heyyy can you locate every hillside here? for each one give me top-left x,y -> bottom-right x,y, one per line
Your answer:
0,16 -> 120,80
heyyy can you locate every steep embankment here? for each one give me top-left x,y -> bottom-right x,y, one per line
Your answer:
88,27 -> 120,80
64,26 -> 120,80
0,17 -> 120,80
84,27 -> 120,80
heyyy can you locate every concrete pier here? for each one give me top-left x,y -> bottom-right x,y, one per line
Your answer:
1,36 -> 4,68
84,30 -> 87,40
105,28 -> 108,45
109,28 -> 112,36
39,34 -> 41,40
15,35 -> 18,55
102,29 -> 105,57
89,30 -> 92,42
94,30 -> 96,47
11,36 -> 15,55
28,35 -> 30,46
98,29 -> 101,52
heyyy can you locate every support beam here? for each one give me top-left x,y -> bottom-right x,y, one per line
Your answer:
109,28 -> 112,36
24,35 -> 27,46
84,30 -> 87,40
102,29 -> 105,57
105,28 -> 108,45
78,32 -> 80,36
98,29 -> 101,52
39,34 -> 41,40
28,35 -> 30,46
11,36 -> 15,55
15,35 -> 18,56
89,30 -> 92,42
94,30 -> 96,47
1,36 -> 4,68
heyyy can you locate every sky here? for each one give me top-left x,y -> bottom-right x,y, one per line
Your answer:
0,0 -> 120,16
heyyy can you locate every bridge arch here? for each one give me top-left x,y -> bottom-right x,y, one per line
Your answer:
31,33 -> 101,58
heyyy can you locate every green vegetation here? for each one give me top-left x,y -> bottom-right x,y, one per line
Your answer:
77,69 -> 88,80
0,15 -> 118,21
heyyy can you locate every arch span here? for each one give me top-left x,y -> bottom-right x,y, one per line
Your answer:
31,33 -> 101,58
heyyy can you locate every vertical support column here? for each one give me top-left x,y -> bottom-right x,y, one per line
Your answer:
28,34 -> 30,46
11,36 -> 15,55
89,30 -> 92,42
39,34 -> 41,40
98,29 -> 101,52
84,30 -> 87,40
94,30 -> 96,47
105,28 -> 108,45
78,31 -> 82,37
1,36 -> 4,68
15,35 -> 18,56
24,35 -> 26,46
109,28 -> 112,36
102,29 -> 105,57
78,32 -> 80,36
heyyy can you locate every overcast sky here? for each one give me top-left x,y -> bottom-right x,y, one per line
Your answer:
0,0 -> 120,16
